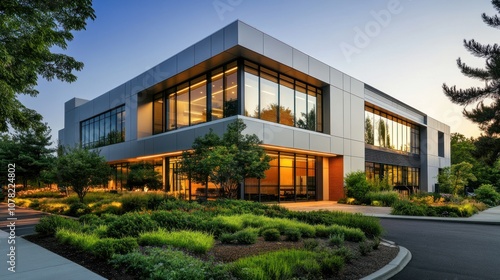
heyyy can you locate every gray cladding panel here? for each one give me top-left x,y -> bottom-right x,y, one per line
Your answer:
177,46 -> 195,73
263,123 -> 294,147
237,22 -> 264,54
211,29 -> 224,55
263,34 -> 293,67
176,129 -> 196,150
365,147 -> 420,167
330,136 -> 343,155
92,93 -> 110,115
329,68 -> 343,90
309,133 -> 330,153
292,49 -> 308,74
293,130 -> 310,150
224,21 -> 238,49
343,74 -> 351,92
330,86 -> 344,138
195,36 -> 212,65
308,57 -> 329,83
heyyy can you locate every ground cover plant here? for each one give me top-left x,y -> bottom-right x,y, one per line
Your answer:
29,193 -> 389,279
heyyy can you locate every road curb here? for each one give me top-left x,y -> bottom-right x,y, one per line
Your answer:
375,215 -> 500,225
361,244 -> 412,280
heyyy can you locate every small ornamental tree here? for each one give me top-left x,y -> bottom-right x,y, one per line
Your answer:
126,162 -> 162,191
437,161 -> 477,196
178,119 -> 271,199
56,147 -> 112,202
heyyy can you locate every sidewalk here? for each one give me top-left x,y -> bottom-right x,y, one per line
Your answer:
0,230 -> 105,280
281,201 -> 500,224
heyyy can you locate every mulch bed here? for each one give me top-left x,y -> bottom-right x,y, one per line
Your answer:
24,234 -> 399,280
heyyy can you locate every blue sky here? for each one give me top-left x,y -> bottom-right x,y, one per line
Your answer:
20,0 -> 498,143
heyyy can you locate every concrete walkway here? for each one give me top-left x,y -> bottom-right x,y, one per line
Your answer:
0,227 -> 105,280
281,201 -> 500,224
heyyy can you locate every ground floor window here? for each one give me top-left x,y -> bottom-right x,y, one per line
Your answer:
365,162 -> 419,189
245,152 -> 318,202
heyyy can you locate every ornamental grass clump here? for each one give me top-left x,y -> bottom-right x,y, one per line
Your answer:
139,229 -> 215,254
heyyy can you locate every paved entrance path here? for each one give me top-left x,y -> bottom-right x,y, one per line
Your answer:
280,201 -> 500,224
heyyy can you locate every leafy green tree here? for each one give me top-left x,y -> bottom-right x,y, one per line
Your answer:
442,0 -> 500,135
437,162 -> 477,195
0,0 -> 95,132
55,147 -> 112,202
450,133 -> 477,165
344,171 -> 370,203
178,119 -> 271,199
126,162 -> 162,191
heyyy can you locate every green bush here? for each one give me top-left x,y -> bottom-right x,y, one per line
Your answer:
79,214 -> 103,226
91,237 -> 138,259
151,210 -> 210,232
106,212 -> 158,238
284,227 -> 302,242
333,246 -> 355,262
319,254 -> 344,275
359,240 -> 373,256
35,215 -> 80,236
329,233 -> 345,247
261,228 -> 280,241
120,195 -> 148,212
139,229 -> 215,254
289,210 -> 382,238
66,202 -> 91,217
345,171 -> 370,203
111,247 -> 231,280
303,239 -> 319,251
231,249 -> 322,280
391,200 -> 428,216
475,184 -> 500,206
55,229 -> 99,251
233,228 -> 258,245
219,233 -> 235,244
366,191 -> 399,206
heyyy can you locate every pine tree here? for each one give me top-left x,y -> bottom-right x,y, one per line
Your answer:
443,0 -> 500,135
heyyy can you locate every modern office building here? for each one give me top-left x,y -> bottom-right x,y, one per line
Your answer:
59,20 -> 450,202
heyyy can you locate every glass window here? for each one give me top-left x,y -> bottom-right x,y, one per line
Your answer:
280,154 -> 294,201
295,81 -> 307,128
259,68 -> 278,123
153,94 -> 164,134
373,111 -> 380,147
306,86 -> 317,131
316,91 -> 323,132
365,109 -> 374,145
387,116 -> 393,149
190,77 -> 207,125
80,105 -> 125,148
176,83 -> 189,128
244,68 -> 259,118
224,62 -> 238,117
211,69 -> 224,121
167,88 -> 176,130
279,76 -> 294,126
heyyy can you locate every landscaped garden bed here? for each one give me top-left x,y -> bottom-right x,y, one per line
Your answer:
21,190 -> 398,280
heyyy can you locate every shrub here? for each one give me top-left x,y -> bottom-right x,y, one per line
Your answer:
359,240 -> 373,256
233,228 -> 258,245
475,184 -> 500,206
345,171 -> 370,203
333,246 -> 355,262
231,249 -> 319,280
139,229 -> 215,254
35,215 -> 80,236
366,191 -> 399,206
106,212 -> 158,238
111,247 -> 230,280
284,227 -> 302,242
329,233 -> 345,247
289,210 -> 383,238
55,229 -> 99,251
66,202 -> 91,217
261,228 -> 280,241
391,200 -> 428,216
120,195 -> 148,212
303,239 -> 319,251
79,214 -> 102,226
319,253 -> 344,275
92,237 -> 138,259
151,210 -> 209,232
219,233 -> 235,244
